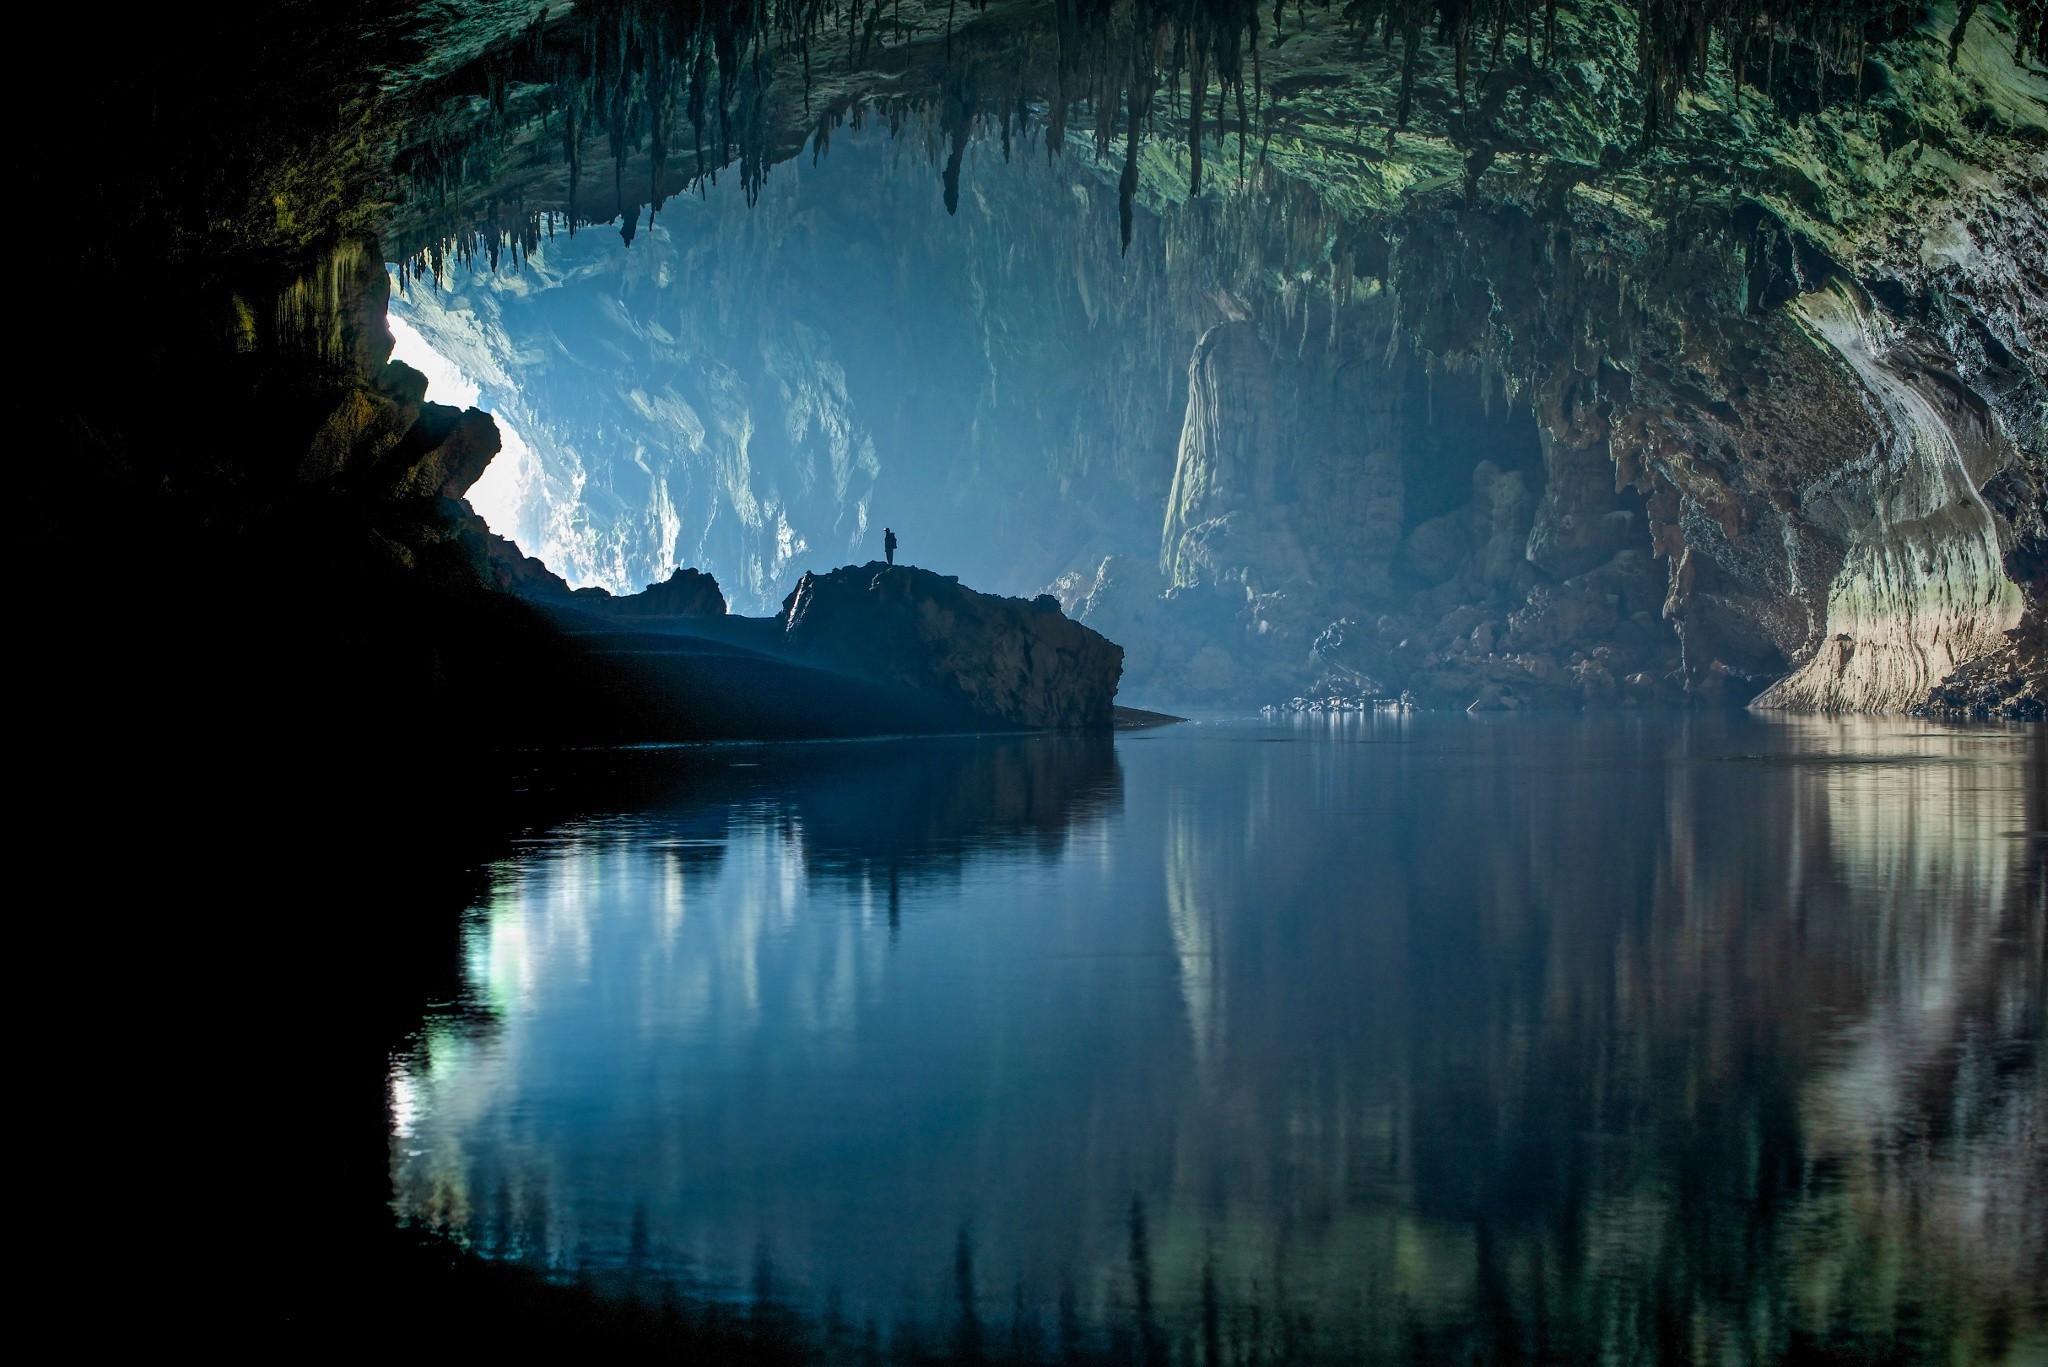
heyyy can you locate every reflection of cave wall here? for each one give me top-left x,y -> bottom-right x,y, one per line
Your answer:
391,718 -> 2044,1358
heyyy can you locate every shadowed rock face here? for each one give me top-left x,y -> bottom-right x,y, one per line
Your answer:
475,537 -> 1120,735
582,566 -> 728,618
781,563 -> 1123,731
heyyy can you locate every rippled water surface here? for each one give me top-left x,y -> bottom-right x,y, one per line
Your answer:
390,715 -> 2044,1362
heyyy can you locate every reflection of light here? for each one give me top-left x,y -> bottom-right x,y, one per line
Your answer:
376,721 -> 2042,1351
388,1064 -> 419,1141
660,856 -> 687,951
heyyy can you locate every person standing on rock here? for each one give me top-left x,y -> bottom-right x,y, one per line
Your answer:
884,527 -> 898,566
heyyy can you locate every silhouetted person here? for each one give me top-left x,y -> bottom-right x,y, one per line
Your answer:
884,527 -> 898,566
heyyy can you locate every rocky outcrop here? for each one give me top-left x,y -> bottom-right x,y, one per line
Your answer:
463,535 -> 1123,737
296,349 -> 503,507
1751,284 -> 2029,712
780,563 -> 1122,730
616,567 -> 727,617
482,555 -> 736,624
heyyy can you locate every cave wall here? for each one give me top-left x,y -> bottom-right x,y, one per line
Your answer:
400,120 -> 2041,713
1090,5 -> 2047,716
1755,283 -> 2027,710
1078,176 -> 2040,715
1162,318 -> 1407,605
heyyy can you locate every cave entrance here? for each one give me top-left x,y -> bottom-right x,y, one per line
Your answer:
388,125 -> 1181,618
386,111 -> 1668,715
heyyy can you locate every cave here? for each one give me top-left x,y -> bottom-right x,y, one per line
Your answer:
381,122 -> 1587,711
33,0 -> 2046,1357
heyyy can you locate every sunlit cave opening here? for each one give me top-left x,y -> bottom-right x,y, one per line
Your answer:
389,122 -> 1577,714
385,312 -> 541,542
389,124 -> 1167,615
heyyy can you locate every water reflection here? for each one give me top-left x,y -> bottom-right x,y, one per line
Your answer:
390,718 -> 2044,1362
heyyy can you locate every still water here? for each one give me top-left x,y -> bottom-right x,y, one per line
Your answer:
389,715 -> 2044,1362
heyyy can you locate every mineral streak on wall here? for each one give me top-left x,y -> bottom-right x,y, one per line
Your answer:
1758,285 -> 2026,712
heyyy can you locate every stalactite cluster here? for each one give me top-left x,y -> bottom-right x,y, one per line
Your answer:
386,0 -> 1274,260
391,0 -> 2046,269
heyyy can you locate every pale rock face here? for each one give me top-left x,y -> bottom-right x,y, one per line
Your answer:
1162,320 -> 1405,604
1754,285 -> 2024,712
1163,322 -> 1297,591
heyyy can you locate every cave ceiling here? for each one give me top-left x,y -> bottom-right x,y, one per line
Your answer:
383,0 -> 2047,285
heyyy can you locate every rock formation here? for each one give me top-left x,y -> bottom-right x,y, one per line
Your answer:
780,563 -> 1123,731
465,537 -> 1122,734
579,567 -> 728,619
1751,283 -> 2030,710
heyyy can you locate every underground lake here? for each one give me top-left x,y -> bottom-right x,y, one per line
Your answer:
382,715 -> 2043,1361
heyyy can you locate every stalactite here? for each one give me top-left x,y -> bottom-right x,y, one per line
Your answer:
387,0 -> 2036,264
1120,78 -> 1147,250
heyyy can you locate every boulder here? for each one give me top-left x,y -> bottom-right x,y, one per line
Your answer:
780,563 -> 1122,731
382,404 -> 501,501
